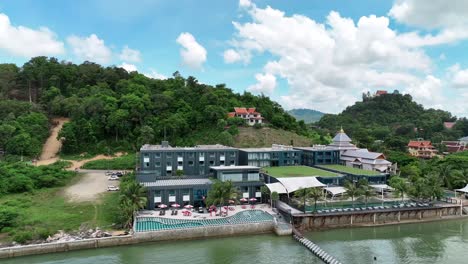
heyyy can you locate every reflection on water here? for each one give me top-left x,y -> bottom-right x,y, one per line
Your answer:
309,218 -> 468,264
3,219 -> 468,264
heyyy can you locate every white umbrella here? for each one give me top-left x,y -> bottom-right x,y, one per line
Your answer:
240,198 -> 248,202
249,198 -> 257,202
171,203 -> 181,208
184,204 -> 194,209
158,204 -> 168,209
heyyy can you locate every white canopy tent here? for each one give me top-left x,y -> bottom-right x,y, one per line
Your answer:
370,184 -> 393,200
277,177 -> 326,193
265,182 -> 288,194
324,186 -> 346,200
455,184 -> 468,193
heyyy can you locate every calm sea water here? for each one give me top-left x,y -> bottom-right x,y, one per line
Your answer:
3,218 -> 468,264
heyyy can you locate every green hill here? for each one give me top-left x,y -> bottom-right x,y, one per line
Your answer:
0,57 -> 327,157
288,108 -> 325,123
234,127 -> 314,148
316,93 -> 468,150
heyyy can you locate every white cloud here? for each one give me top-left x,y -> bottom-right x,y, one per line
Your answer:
404,75 -> 445,109
0,13 -> 64,57
144,68 -> 167,80
247,73 -> 277,94
239,0 -> 252,8
451,67 -> 468,88
227,4 -> 450,112
176,32 -> 207,70
389,0 -> 468,29
119,62 -> 138,72
67,34 -> 112,64
119,46 -> 141,63
223,49 -> 242,63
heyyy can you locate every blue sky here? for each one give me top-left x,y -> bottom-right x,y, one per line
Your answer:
0,0 -> 468,117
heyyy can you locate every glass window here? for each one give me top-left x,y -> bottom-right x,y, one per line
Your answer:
230,160 -> 235,165
209,152 -> 215,157
144,162 -> 149,167
188,161 -> 194,166
155,153 -> 161,158
209,160 -> 214,165
188,152 -> 194,158
155,162 -> 161,167
199,153 -> 204,157
177,153 -> 183,157
248,173 -> 259,181
200,160 -> 205,165
167,161 -> 172,166
169,190 -> 176,196
221,172 -> 242,182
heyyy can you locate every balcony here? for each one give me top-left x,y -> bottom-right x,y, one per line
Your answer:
143,157 -> 150,163
177,166 -> 183,171
220,156 -> 225,161
199,156 -> 205,161
183,195 -> 190,202
169,196 -> 176,202
166,166 -> 172,171
177,157 -> 183,162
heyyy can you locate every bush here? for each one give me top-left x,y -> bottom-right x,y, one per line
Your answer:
81,154 -> 135,170
35,227 -> 53,240
13,231 -> 33,244
0,208 -> 19,229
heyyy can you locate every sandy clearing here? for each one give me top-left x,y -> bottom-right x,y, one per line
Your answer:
64,170 -> 120,202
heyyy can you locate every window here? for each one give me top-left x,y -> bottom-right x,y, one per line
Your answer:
230,152 -> 236,157
155,153 -> 161,158
230,160 -> 235,165
199,153 -> 205,157
144,162 -> 149,167
199,160 -> 205,165
188,152 -> 194,158
178,161 -> 183,166
166,153 -> 172,158
209,160 -> 214,165
177,153 -> 183,157
248,172 -> 259,181
209,152 -> 215,158
167,161 -> 172,166
188,161 -> 194,166
221,172 -> 242,182
155,162 -> 161,167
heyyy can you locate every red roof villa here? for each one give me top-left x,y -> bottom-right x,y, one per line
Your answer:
228,107 -> 264,126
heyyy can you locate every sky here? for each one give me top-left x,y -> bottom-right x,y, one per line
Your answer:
1,0 -> 468,117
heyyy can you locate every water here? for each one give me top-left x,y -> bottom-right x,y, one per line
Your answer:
3,218 -> 468,264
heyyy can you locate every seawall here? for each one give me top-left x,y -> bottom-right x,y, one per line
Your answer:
0,222 -> 274,259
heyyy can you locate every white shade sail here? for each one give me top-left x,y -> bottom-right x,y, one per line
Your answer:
265,182 -> 287,194
276,177 -> 326,193
455,184 -> 468,193
324,186 -> 346,196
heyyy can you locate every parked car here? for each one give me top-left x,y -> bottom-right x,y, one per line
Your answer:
114,171 -> 123,177
108,175 -> 119,181
198,207 -> 204,214
107,185 -> 119,191
105,171 -> 113,176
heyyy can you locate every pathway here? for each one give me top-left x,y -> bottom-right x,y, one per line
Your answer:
36,117 -> 69,165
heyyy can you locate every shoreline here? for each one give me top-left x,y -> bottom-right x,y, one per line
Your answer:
1,213 -> 467,260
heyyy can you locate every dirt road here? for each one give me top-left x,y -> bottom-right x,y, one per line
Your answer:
38,117 -> 69,161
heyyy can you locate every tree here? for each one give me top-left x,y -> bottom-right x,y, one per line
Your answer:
176,170 -> 184,177
206,180 -> 239,215
119,181 -> 147,228
409,176 -> 427,201
344,180 -> 361,207
437,164 -> 456,189
451,168 -> 468,189
308,187 -> 324,212
260,186 -> 270,204
359,185 -> 375,206
389,176 -> 409,201
294,188 -> 311,213
271,191 -> 279,208
425,173 -> 444,200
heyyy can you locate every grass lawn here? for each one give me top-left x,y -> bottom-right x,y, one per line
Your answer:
0,185 -> 120,244
81,153 -> 136,170
262,166 -> 340,178
318,164 -> 382,176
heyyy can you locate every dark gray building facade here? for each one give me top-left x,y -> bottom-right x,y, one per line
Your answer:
294,146 -> 340,166
238,145 -> 301,167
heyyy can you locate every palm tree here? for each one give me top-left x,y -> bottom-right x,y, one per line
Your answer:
119,182 -> 147,228
294,188 -> 311,213
344,181 -> 360,208
359,185 -> 375,206
425,173 -> 444,200
308,187 -> 324,212
260,186 -> 270,204
206,180 -> 239,215
451,168 -> 468,189
389,176 -> 408,201
409,176 -> 427,201
437,164 -> 455,189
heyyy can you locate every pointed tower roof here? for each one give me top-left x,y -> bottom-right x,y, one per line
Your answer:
328,128 -> 358,150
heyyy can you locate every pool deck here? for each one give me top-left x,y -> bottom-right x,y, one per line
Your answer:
137,204 -> 277,220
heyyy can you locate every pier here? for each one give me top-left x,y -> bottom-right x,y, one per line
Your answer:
292,228 -> 343,264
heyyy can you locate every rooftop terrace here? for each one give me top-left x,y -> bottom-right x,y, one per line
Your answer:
262,166 -> 341,178
318,164 -> 383,176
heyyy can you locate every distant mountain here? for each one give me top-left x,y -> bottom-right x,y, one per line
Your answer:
288,108 -> 325,123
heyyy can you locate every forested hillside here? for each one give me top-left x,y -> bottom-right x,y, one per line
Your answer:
288,108 -> 325,123
317,93 -> 468,152
0,57 -> 324,157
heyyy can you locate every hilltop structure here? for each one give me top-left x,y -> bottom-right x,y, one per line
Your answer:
228,107 -> 264,126
407,140 -> 437,158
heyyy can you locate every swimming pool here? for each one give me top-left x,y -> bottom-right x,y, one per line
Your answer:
135,210 -> 274,232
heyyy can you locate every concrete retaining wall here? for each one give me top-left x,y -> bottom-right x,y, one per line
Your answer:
0,222 -> 274,259
296,206 -> 463,230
